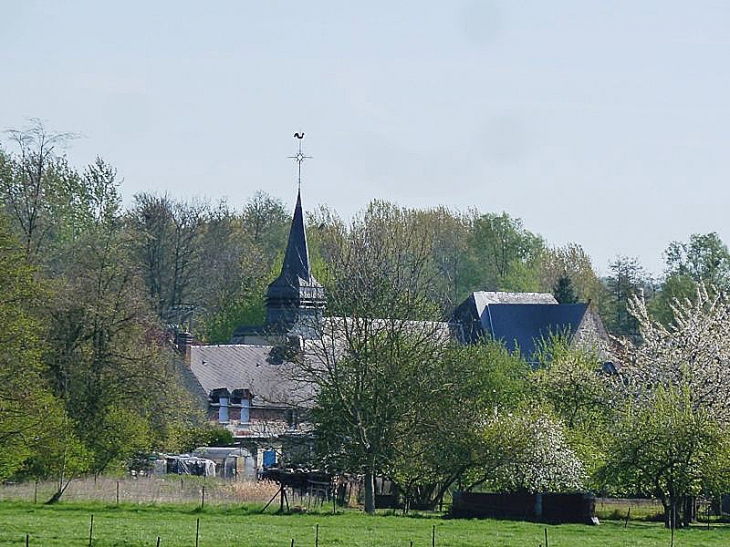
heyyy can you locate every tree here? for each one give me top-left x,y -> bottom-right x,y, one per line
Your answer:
127,193 -> 208,320
469,410 -> 587,494
412,206 -> 472,312
390,340 -> 530,510
301,201 -> 445,514
39,167 -> 196,495
553,275 -> 578,304
665,232 -> 730,289
532,336 -> 611,430
531,337 -> 613,485
604,256 -> 652,337
602,385 -> 730,529
0,120 -> 79,263
603,287 -> 730,527
463,212 -> 545,293
198,193 -> 289,343
0,213 -> 59,480
651,233 -> 730,325
540,243 -> 605,305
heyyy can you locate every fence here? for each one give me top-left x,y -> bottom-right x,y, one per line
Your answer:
0,476 -> 279,506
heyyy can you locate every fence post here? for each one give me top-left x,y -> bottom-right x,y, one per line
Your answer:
33,481 -> 38,504
26,533 -> 29,547
544,527 -> 548,547
156,536 -> 161,547
195,518 -> 200,547
315,524 -> 319,547
116,481 -> 120,506
432,524 -> 435,547
201,486 -> 205,509
88,514 -> 94,547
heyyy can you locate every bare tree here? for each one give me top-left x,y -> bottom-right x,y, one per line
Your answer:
128,193 -> 208,319
0,120 -> 76,261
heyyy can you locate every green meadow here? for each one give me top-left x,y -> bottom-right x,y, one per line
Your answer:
0,501 -> 728,547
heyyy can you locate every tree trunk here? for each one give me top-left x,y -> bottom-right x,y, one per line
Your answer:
683,496 -> 695,527
364,471 -> 376,515
46,490 -> 64,505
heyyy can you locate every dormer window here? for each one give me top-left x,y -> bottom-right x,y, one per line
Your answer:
219,397 -> 229,423
240,398 -> 250,424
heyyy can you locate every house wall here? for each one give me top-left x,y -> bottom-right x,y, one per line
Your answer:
572,307 -> 613,361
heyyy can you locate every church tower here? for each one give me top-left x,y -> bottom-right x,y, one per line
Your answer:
264,188 -> 326,336
230,134 -> 325,345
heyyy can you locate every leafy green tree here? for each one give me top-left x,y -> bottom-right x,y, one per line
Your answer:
651,233 -> 730,324
198,193 -> 289,342
531,337 -> 613,485
174,424 -> 235,453
38,164 -> 196,490
0,121 -> 80,263
0,214 -> 59,480
412,206 -> 472,311
604,256 -> 652,337
26,418 -> 91,504
539,243 -> 605,305
463,212 -> 545,293
665,232 -> 730,289
391,341 -> 529,509
127,193 -> 208,320
601,385 -> 730,528
553,275 -> 578,303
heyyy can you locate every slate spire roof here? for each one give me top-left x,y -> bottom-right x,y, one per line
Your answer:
281,190 -> 311,281
265,190 -> 325,333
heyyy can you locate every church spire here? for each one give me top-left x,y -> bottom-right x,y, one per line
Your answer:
280,189 -> 311,281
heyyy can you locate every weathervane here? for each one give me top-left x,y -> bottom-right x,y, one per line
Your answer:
289,132 -> 311,189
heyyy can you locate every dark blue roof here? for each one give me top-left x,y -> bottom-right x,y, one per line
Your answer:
280,190 -> 310,281
483,303 -> 588,361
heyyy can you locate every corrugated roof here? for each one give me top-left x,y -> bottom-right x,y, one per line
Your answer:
484,303 -> 588,361
189,344 -> 311,407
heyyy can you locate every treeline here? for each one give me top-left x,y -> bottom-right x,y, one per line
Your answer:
1,121 -> 729,506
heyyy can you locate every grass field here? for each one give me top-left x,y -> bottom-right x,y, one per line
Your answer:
0,501 -> 729,547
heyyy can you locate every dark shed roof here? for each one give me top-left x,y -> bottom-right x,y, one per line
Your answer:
485,303 -> 588,361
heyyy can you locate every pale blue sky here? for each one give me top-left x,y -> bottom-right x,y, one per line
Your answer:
2,1 -> 729,275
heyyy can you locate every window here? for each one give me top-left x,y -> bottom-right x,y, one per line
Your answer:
219,397 -> 229,423
240,398 -> 250,424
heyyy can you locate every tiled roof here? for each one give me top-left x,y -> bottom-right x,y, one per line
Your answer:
189,344 -> 312,407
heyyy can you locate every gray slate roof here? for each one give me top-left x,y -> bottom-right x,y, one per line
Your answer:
189,344 -> 311,408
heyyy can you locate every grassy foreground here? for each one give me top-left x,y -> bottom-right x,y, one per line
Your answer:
0,501 -> 728,547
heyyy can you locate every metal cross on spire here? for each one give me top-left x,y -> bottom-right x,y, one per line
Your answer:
289,132 -> 311,189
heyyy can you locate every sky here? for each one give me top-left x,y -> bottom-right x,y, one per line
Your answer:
2,1 -> 729,276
